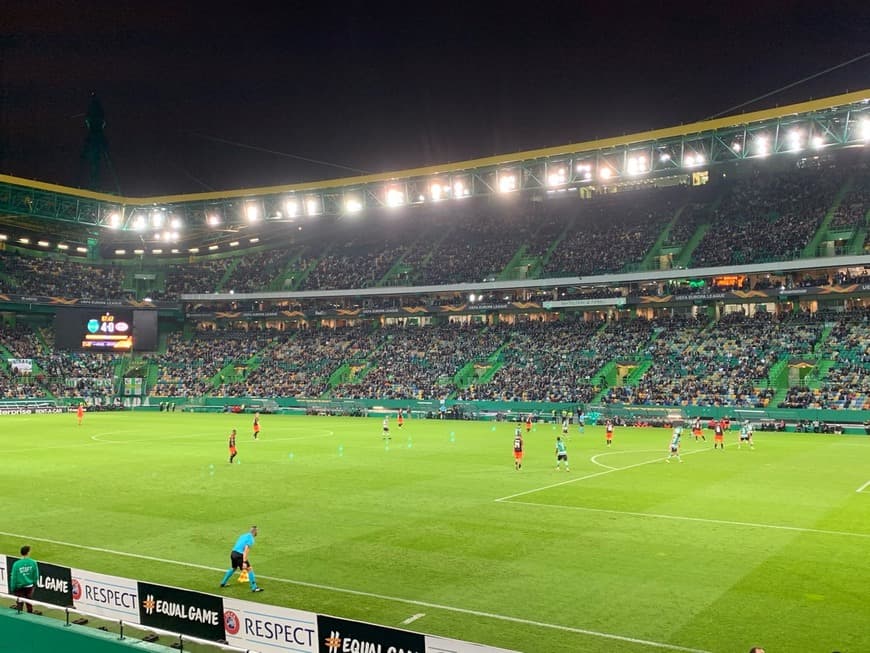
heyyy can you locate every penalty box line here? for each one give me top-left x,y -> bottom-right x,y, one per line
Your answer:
495,447 -> 711,503
0,529 -> 711,653
857,479 -> 870,493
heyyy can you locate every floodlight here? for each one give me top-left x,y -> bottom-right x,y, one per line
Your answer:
788,129 -> 803,150
731,142 -> 742,152
170,217 -> 182,230
171,249 -> 179,254
547,167 -> 567,186
246,203 -> 259,222
860,118 -> 870,141
755,135 -> 770,156
306,197 -> 322,216
57,244 -> 69,250
345,197 -> 363,214
208,244 -> 219,251
285,198 -> 299,217
207,214 -> 221,226
151,211 -> 164,228
0,235 -> 7,241
386,188 -> 405,207
133,215 -> 146,231
684,154 -> 695,167
75,246 -> 87,253
453,179 -> 468,197
599,167 -> 612,180
229,241 -> 239,247
108,212 -> 121,228
430,182 -> 444,201
188,247 -> 200,253
498,173 -> 517,193
249,237 -> 260,243
659,152 -> 671,162
37,240 -> 49,247
115,249 -> 126,255
812,135 -> 825,150
19,238 -> 29,244
133,249 -> 144,254
152,249 -> 163,254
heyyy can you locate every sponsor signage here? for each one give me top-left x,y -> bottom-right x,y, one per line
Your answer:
7,358 -> 33,373
6,557 -> 73,607
223,597 -> 318,652
71,569 -> 139,621
543,297 -> 626,308
0,556 -> 7,594
0,406 -> 67,415
138,581 -> 224,642
318,614 -> 425,653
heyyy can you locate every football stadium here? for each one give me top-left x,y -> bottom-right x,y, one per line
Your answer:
1,89 -> 870,653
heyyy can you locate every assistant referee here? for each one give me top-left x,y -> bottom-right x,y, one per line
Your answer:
219,526 -> 263,592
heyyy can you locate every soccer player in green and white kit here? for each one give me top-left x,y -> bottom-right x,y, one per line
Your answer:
555,436 -> 569,471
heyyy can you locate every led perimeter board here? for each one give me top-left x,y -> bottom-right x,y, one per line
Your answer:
54,308 -> 158,352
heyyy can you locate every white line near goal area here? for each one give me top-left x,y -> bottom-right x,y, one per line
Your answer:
857,480 -> 870,493
0,529 -> 711,653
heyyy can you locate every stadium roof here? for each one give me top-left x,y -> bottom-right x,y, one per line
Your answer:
1,87 -> 869,247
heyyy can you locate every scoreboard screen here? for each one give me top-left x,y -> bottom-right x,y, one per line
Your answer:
55,308 -> 158,352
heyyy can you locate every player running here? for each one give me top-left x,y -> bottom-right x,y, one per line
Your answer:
525,414 -> 533,433
228,428 -> 238,464
382,416 -> 391,441
667,425 -> 683,462
513,426 -> 524,470
397,409 -> 404,429
252,412 -> 261,440
561,416 -> 569,435
555,436 -> 569,471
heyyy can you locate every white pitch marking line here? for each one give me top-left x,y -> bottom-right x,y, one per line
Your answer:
496,447 -> 710,502
588,453 -> 618,470
401,613 -> 425,625
589,449 -> 666,470
857,479 -> 870,493
500,500 -> 870,539
0,530 -> 711,653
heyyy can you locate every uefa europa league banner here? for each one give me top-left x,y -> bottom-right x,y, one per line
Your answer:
5,556 -> 73,607
137,581 -> 225,642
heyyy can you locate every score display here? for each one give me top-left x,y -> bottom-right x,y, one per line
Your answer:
55,308 -> 158,352
83,312 -> 132,350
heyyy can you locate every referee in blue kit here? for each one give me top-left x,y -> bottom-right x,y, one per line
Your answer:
220,525 -> 263,592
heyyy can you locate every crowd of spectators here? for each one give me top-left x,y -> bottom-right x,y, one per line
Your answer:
0,253 -> 126,299
828,166 -> 870,230
470,319 -> 604,403
223,248 -> 298,293
779,309 -> 870,409
228,327 -> 385,398
334,323 -> 509,400
543,187 -> 683,276
691,165 -> 844,267
602,312 -> 824,407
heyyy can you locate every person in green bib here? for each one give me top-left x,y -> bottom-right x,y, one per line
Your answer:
10,545 -> 40,613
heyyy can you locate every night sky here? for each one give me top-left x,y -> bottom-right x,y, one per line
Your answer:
2,0 -> 869,196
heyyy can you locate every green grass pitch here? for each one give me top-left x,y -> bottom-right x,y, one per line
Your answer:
1,413 -> 868,652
